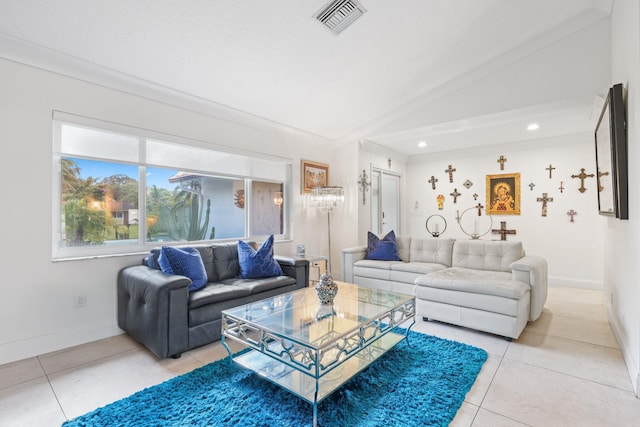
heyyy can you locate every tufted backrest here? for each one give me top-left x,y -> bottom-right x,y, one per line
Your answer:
211,242 -> 243,281
396,236 -> 412,262
145,241 -> 259,282
409,238 -> 454,266
193,246 -> 215,281
452,240 -> 524,272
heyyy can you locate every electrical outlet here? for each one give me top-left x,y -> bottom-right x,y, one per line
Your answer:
75,294 -> 87,308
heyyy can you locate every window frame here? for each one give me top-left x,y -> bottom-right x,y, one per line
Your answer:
52,112 -> 292,261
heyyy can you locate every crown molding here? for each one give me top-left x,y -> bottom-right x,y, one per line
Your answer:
0,32 -> 331,146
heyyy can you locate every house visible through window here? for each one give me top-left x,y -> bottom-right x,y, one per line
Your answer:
53,113 -> 290,259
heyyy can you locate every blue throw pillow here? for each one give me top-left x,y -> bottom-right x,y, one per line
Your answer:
158,246 -> 208,292
142,249 -> 161,270
366,231 -> 401,261
238,235 -> 284,279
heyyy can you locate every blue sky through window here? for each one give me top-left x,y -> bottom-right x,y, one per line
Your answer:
71,159 -> 178,190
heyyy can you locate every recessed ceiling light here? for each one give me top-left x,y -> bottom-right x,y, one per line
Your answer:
527,123 -> 540,131
418,141 -> 427,148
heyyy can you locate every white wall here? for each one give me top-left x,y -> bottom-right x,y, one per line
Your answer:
0,58 -> 328,364
608,0 -> 640,396
406,134 -> 604,288
323,141 -> 359,278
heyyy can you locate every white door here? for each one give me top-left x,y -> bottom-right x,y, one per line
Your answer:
372,169 -> 401,235
381,173 -> 400,235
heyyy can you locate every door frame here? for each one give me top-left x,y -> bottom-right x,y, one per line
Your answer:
371,167 -> 402,235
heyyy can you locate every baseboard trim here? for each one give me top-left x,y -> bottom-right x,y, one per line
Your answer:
606,304 -> 640,397
0,320 -> 122,365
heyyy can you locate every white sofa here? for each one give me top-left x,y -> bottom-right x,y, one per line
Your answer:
342,238 -> 547,340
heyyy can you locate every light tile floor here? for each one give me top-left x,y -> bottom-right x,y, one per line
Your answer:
1,286 -> 639,426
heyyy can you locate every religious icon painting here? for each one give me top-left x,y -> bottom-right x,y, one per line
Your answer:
486,173 -> 521,215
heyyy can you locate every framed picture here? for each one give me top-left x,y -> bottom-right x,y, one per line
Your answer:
301,160 -> 329,193
486,173 -> 521,215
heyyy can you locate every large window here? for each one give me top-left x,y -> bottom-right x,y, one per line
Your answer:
53,113 -> 290,259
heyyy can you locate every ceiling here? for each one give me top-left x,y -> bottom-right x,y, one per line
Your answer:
0,0 -> 613,156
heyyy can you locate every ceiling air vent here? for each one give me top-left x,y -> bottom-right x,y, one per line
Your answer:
315,0 -> 367,35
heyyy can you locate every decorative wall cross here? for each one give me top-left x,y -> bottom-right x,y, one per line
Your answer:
475,203 -> 484,216
497,155 -> 507,170
388,158 -> 392,169
450,188 -> 461,203
357,169 -> 370,205
597,171 -> 609,192
455,210 -> 461,223
546,164 -> 556,179
473,193 -> 478,200
567,209 -> 577,223
536,193 -> 554,217
492,221 -> 516,241
428,175 -> 438,190
571,168 -> 594,193
444,164 -> 456,183
528,182 -> 535,191
558,181 -> 564,193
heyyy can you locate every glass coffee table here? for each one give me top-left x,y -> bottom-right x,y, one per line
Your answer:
221,282 -> 415,427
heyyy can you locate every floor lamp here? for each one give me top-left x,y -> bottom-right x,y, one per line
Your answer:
310,186 -> 344,275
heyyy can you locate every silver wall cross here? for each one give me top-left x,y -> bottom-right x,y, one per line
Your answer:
357,169 -> 370,205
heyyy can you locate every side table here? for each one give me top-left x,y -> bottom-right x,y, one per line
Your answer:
285,254 -> 327,286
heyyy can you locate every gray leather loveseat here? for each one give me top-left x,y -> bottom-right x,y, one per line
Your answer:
118,242 -> 309,358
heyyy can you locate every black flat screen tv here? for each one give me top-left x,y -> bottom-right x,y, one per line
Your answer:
595,83 -> 628,219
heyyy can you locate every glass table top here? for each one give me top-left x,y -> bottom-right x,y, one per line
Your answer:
222,282 -> 413,349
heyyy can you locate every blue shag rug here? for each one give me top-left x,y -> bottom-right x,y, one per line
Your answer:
63,330 -> 487,427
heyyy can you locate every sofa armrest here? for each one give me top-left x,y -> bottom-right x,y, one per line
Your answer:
117,265 -> 191,358
510,256 -> 548,321
275,256 -> 310,289
341,246 -> 367,283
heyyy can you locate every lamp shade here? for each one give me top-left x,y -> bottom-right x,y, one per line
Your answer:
311,186 -> 344,212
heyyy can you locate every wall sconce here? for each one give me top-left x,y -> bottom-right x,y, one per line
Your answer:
273,191 -> 283,206
357,169 -> 370,205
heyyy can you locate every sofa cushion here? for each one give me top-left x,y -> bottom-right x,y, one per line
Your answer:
224,276 -> 297,294
188,283 -> 252,310
188,281 -> 299,327
193,246 -> 215,283
188,276 -> 297,310
415,287 -> 529,317
238,235 -> 284,279
353,260 -> 398,280
158,246 -> 208,292
354,261 -> 447,287
409,238 -> 454,266
451,240 -> 524,272
211,242 -> 243,281
366,231 -> 401,261
414,267 -> 529,299
390,262 -> 447,275
396,236 -> 411,262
